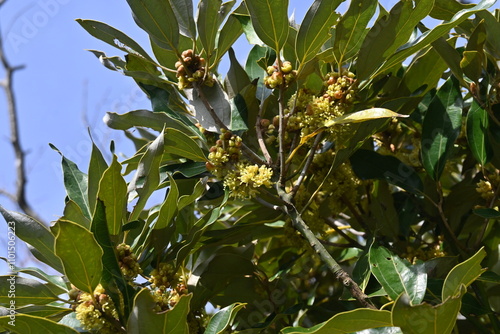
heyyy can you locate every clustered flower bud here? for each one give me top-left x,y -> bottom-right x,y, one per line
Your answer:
476,174 -> 499,203
175,49 -> 214,90
74,284 -> 119,334
264,60 -> 297,89
149,262 -> 178,292
116,243 -> 142,281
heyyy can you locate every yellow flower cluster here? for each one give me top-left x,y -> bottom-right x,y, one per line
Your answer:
116,243 -> 142,281
286,70 -> 357,141
74,284 -> 119,334
224,162 -> 274,199
207,130 -> 274,199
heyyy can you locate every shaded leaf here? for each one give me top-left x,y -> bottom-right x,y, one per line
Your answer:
357,0 -> 433,80
61,200 -> 91,230
421,78 -> 463,180
350,149 -> 423,195
0,276 -> 59,307
0,206 -> 63,273
392,288 -> 464,334
473,208 -> 500,219
128,130 -> 165,221
155,174 -> 179,230
53,220 -> 103,293
466,99 -> 492,165
0,260 -> 67,294
170,0 -> 196,38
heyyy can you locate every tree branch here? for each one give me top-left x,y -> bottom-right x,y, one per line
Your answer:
283,202 -> 376,309
0,4 -> 44,223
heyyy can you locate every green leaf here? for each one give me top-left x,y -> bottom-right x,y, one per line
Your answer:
0,314 -> 79,334
53,220 -> 103,294
127,289 -> 192,333
170,0 -> 196,38
369,244 -> 427,304
0,206 -> 63,273
0,276 -> 59,307
185,81 -> 231,133
466,99 -> 492,165
376,0 -> 496,78
442,247 -> 486,300
357,0 -> 433,80
87,141 -> 108,216
164,128 -> 208,162
76,19 -> 154,62
0,260 -> 67,294
128,130 -> 165,221
245,0 -> 289,51
155,174 -> 179,230
473,207 -> 500,219
350,149 -> 423,195
197,0 -> 222,60
97,155 -> 127,235
225,47 -> 251,98
392,287 -> 464,334
281,309 -> 392,334
214,7 -> 244,66
91,200 -> 136,321
295,0 -> 342,67
325,108 -> 408,126
13,304 -> 71,319
50,144 -> 91,219
332,0 -> 377,65
429,0 -> 473,20
104,109 -> 199,137
126,0 -> 179,50
205,302 -> 246,334
61,200 -> 91,230
421,78 -> 463,180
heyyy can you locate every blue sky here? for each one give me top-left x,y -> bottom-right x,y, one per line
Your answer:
0,0 -> 499,269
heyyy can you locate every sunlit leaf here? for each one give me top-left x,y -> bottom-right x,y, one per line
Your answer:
0,276 -> 59,307
369,244 -> 427,304
205,302 -> 246,334
245,0 -> 289,51
466,99 -> 492,165
295,0 -> 341,67
325,108 -> 408,126
53,220 -> 103,294
0,314 -> 79,334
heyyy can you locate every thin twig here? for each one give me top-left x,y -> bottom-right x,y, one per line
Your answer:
283,202 -> 376,309
256,104 -> 272,165
325,217 -> 363,249
0,6 -> 44,223
290,133 -> 323,197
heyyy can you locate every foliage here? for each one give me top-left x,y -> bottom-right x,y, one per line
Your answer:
2,0 -> 500,333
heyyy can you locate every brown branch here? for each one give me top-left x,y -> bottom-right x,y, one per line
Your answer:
0,5 -> 44,224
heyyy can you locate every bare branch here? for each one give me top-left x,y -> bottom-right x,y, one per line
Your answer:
0,3 -> 45,224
